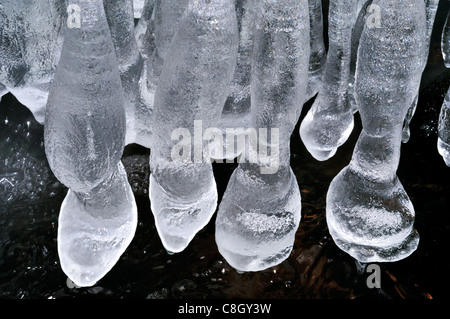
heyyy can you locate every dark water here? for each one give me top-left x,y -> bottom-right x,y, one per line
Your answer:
1,2 -> 450,300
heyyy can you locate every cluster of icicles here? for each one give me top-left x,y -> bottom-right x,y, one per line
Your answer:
0,0 -> 448,287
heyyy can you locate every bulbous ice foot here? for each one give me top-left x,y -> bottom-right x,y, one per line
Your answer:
149,164 -> 218,253
300,107 -> 354,161
215,165 -> 301,272
326,166 -> 419,263
438,137 -> 450,167
57,163 -> 138,287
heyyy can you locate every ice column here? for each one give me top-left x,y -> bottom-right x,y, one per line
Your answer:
0,0 -> 65,124
442,8 -> 450,66
0,83 -> 7,101
44,0 -> 137,287
149,0 -> 238,253
133,0 -> 146,19
402,0 -> 439,143
348,0 -> 375,113
305,0 -> 326,102
104,0 -> 147,147
215,0 -> 309,272
425,0 -> 440,51
149,0 -> 189,75
438,91 -> 450,166
438,8 -> 450,167
138,0 -> 190,149
134,0 -> 156,58
299,0 -> 360,161
208,0 -> 255,162
0,5 -> 27,92
326,0 -> 427,262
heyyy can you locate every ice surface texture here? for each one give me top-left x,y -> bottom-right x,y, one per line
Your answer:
326,0 -> 428,262
299,0 -> 360,161
402,0 -> 439,144
306,0 -> 326,102
133,0 -> 146,18
438,8 -> 450,167
0,83 -> 7,101
215,0 -> 309,272
0,0 -> 66,124
44,0 -> 137,287
300,0 -> 438,161
135,0 -> 190,149
149,0 -> 238,253
104,0 -> 150,148
208,0 -> 255,161
134,0 -> 156,58
438,89 -> 450,167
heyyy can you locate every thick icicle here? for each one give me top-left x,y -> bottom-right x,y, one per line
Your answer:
44,0 -> 137,287
326,0 -> 427,262
215,0 -> 309,272
149,0 -> 238,253
104,0 -> 146,147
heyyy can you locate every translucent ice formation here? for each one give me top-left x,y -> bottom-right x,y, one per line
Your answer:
149,0 -> 238,253
425,0 -> 440,47
0,83 -> 7,101
137,0 -> 190,149
305,0 -> 326,102
443,8 -> 450,68
348,0 -> 376,113
104,0 -> 147,147
134,0 -> 146,19
402,0 -> 439,143
0,6 -> 27,90
134,0 -> 156,58
215,0 -> 309,272
0,0 -> 65,124
208,0 -> 255,161
299,0 -> 360,161
438,88 -> 450,167
44,0 -> 137,287
326,0 -> 427,262
438,9 -> 450,167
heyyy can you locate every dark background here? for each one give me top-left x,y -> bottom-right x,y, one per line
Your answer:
0,0 -> 449,299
